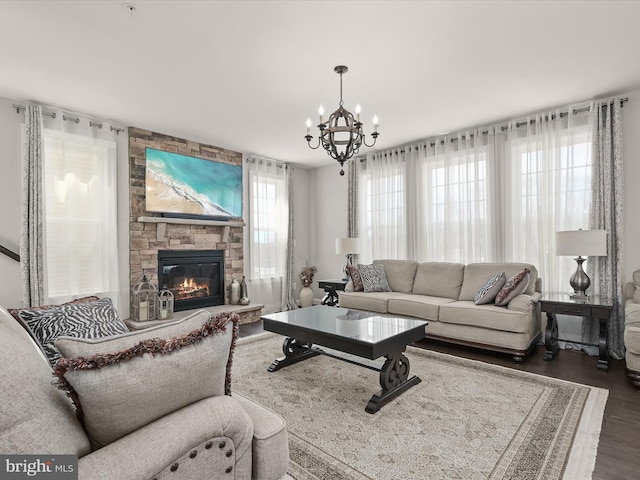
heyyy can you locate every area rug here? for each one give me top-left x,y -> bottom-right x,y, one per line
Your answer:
232,333 -> 608,480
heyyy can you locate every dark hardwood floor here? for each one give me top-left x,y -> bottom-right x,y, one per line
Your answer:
239,320 -> 639,480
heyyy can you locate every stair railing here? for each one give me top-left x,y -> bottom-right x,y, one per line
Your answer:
0,244 -> 20,262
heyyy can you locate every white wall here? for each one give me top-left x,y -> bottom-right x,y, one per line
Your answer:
622,89 -> 640,284
0,97 -> 24,306
308,164 -> 350,301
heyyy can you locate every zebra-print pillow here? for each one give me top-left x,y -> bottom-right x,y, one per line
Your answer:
358,263 -> 392,293
11,297 -> 128,367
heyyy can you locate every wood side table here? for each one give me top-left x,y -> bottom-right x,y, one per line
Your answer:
540,293 -> 612,370
318,279 -> 348,307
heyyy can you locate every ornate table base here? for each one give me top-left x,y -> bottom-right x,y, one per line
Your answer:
268,337 -> 421,413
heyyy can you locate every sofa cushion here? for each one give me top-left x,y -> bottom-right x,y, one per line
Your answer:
53,310 -> 238,449
0,306 -> 90,456
346,264 -> 364,292
439,301 -> 532,334
411,262 -> 465,299
373,260 -> 419,293
388,294 -> 456,322
474,272 -> 506,305
495,269 -> 530,306
338,291 -> 404,313
459,263 -> 538,301
9,297 -> 128,366
358,263 -> 392,292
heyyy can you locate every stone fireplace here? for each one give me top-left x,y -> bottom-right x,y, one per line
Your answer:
128,127 -> 244,309
158,249 -> 225,312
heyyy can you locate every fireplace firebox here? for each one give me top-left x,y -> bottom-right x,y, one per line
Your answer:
157,250 -> 225,312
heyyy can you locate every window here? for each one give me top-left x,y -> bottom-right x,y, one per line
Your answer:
43,129 -> 119,303
247,164 -> 287,280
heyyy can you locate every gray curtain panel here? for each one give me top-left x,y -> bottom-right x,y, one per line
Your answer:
347,158 -> 359,264
20,104 -> 45,307
587,98 -> 625,359
282,166 -> 299,311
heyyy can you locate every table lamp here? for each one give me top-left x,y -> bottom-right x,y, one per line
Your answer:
335,237 -> 360,281
555,229 -> 607,299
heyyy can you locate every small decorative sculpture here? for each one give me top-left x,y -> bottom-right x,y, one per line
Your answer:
239,276 -> 250,305
230,277 -> 241,305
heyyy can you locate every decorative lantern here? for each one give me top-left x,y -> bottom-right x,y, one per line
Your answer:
157,287 -> 174,320
131,275 -> 157,321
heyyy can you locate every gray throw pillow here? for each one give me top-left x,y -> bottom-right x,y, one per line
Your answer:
53,310 -> 238,450
358,263 -> 392,293
474,272 -> 506,305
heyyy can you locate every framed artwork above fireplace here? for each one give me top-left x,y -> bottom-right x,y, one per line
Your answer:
145,147 -> 242,220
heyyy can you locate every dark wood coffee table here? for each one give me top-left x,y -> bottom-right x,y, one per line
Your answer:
261,305 -> 427,413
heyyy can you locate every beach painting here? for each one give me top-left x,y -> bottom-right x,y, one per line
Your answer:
145,148 -> 242,218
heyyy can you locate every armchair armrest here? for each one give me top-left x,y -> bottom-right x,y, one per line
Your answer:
79,396 -> 253,480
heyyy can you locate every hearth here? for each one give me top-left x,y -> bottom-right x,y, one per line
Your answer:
157,250 -> 225,312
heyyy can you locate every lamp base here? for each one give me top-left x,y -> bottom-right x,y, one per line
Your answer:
569,293 -> 588,301
569,256 -> 591,299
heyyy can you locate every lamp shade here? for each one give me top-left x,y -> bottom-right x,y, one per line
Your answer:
335,237 -> 360,255
556,230 -> 607,257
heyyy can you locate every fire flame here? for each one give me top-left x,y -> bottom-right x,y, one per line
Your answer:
172,277 -> 209,299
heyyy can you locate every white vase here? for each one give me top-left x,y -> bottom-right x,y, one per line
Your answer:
299,286 -> 314,307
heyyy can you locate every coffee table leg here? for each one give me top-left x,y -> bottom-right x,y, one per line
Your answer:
365,350 -> 421,414
267,337 -> 322,372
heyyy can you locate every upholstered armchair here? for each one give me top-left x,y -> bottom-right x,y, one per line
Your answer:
0,304 -> 289,480
623,271 -> 640,387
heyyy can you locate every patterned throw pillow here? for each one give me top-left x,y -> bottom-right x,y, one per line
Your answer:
10,297 -> 128,367
358,263 -> 392,293
474,272 -> 506,305
53,311 -> 238,450
346,264 -> 364,292
495,269 -> 531,306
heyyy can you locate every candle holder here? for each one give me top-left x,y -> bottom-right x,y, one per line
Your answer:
131,275 -> 157,321
157,287 -> 174,320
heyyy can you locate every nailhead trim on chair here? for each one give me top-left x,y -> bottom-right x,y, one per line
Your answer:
150,436 -> 235,479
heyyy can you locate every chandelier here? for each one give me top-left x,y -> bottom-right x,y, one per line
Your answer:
305,65 -> 379,175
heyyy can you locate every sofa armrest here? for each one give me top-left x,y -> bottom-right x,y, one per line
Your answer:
78,396 -> 253,480
506,294 -> 537,313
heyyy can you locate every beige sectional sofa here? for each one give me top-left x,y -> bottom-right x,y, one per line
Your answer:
339,260 -> 543,361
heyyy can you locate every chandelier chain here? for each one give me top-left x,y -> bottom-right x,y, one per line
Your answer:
339,72 -> 344,107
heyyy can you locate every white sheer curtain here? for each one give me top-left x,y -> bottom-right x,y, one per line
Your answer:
245,157 -> 288,313
357,102 -> 594,298
357,149 -> 408,263
413,130 -> 497,263
503,105 -> 593,295
41,111 -> 120,312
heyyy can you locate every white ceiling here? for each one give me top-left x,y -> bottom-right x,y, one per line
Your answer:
1,0 -> 640,169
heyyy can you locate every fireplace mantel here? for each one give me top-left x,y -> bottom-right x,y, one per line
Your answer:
137,216 -> 245,242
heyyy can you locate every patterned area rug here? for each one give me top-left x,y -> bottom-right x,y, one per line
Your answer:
233,333 -> 608,480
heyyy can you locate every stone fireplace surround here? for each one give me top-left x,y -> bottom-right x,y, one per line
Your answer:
128,127 -> 261,324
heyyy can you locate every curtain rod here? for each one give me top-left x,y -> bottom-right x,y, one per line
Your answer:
246,157 -> 287,168
11,103 -> 125,134
361,96 -> 629,157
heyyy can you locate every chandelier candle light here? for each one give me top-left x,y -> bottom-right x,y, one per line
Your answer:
556,229 -> 607,299
305,66 -> 379,175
